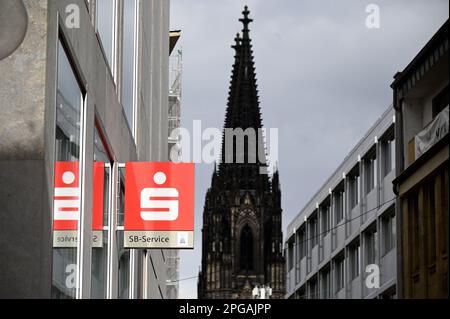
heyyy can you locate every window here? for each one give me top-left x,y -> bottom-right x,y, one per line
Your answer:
409,193 -> 420,272
96,0 -> 116,72
308,276 -> 318,299
320,267 -> 331,299
297,226 -> 307,260
296,286 -> 306,300
295,231 -> 300,263
425,179 -> 437,265
240,225 -> 254,272
349,173 -> 360,209
439,168 -> 449,257
381,288 -> 397,299
122,0 -> 138,132
135,251 -> 144,299
335,256 -> 345,292
365,155 -> 377,194
365,227 -> 378,265
117,167 -> 130,299
382,138 -> 395,176
90,126 -> 111,299
350,242 -> 360,280
432,85 -> 449,118
117,168 -> 125,226
52,40 -> 85,299
309,213 -> 318,248
382,211 -> 395,255
321,203 -> 331,236
118,250 -> 130,299
334,190 -> 344,224
287,238 -> 294,271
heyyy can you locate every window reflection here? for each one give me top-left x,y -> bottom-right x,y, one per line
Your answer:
91,127 -> 111,298
52,40 -> 84,299
117,169 -> 129,299
118,248 -> 130,299
122,0 -> 138,132
96,0 -> 115,70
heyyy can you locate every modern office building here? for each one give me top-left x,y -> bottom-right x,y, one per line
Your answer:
285,106 -> 397,299
391,20 -> 448,299
0,0 -> 171,299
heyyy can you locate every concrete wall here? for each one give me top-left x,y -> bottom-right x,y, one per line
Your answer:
0,0 -> 51,299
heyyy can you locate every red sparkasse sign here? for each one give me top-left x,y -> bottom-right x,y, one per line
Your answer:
52,161 -> 105,247
53,161 -> 81,231
124,162 -> 194,249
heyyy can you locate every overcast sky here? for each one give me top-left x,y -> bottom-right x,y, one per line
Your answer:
169,0 -> 449,299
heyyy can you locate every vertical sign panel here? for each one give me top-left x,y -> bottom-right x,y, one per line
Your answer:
53,162 -> 105,247
92,162 -> 105,248
53,162 -> 80,247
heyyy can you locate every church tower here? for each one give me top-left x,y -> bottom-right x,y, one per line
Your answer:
198,6 -> 285,299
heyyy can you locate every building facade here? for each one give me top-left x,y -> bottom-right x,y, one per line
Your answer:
392,20 -> 448,299
197,7 -> 285,299
0,0 -> 171,299
285,106 -> 397,299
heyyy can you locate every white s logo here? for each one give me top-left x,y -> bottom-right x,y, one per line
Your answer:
140,172 -> 179,221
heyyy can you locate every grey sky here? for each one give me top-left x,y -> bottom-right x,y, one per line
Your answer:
170,0 -> 449,299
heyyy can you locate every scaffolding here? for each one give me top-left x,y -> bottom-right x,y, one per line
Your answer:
168,48 -> 182,163
166,47 -> 182,299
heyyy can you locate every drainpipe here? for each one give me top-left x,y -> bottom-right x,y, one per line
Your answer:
0,0 -> 28,60
393,87 -> 404,298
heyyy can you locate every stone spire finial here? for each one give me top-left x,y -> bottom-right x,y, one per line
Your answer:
239,5 -> 253,34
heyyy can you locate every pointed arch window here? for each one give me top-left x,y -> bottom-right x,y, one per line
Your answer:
240,224 -> 254,272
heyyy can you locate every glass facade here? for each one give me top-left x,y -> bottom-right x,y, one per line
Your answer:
90,127 -> 111,298
52,40 -> 84,299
